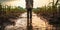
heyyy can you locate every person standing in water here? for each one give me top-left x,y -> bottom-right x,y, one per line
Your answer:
25,0 -> 33,30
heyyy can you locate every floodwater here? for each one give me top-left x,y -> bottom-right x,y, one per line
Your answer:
5,12 -> 49,30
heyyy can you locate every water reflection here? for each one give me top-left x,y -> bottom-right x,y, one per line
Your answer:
5,12 -> 48,30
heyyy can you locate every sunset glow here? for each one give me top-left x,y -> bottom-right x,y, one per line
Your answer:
2,0 -> 52,8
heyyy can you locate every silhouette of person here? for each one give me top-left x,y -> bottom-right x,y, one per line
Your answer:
25,0 -> 33,20
25,0 -> 33,23
25,0 -> 33,30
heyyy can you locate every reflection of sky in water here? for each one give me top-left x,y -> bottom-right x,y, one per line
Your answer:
5,12 -> 48,30
15,18 -> 27,27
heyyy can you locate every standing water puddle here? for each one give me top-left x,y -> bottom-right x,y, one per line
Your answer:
5,12 -> 49,30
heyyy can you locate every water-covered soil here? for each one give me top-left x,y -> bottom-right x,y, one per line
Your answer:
5,12 -> 50,30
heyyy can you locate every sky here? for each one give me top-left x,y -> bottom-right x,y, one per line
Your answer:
0,0 -> 54,8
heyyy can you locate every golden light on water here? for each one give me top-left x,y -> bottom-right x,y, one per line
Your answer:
2,0 -> 53,8
5,12 -> 48,30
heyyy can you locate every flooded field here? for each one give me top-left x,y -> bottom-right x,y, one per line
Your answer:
5,12 -> 51,30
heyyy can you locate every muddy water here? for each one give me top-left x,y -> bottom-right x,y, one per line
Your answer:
5,12 -> 49,30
